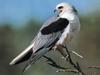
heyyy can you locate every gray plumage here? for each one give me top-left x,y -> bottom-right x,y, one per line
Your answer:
10,16 -> 62,67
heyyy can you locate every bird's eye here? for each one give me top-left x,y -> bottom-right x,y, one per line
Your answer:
58,6 -> 63,9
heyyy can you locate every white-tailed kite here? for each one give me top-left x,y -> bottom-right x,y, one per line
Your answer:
10,2 -> 80,71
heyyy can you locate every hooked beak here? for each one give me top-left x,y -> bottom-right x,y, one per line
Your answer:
54,9 -> 63,17
54,9 -> 57,13
54,9 -> 61,17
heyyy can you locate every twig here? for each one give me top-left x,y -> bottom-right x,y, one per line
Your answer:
61,50 -> 83,60
44,45 -> 85,75
56,68 -> 79,73
43,55 -> 84,74
43,55 -> 67,70
88,66 -> 100,70
44,45 -> 100,75
70,50 -> 83,59
62,46 -> 85,75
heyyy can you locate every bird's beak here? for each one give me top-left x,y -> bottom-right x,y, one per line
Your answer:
54,9 -> 57,13
54,9 -> 61,17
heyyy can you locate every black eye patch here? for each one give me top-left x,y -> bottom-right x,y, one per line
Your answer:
58,6 -> 63,9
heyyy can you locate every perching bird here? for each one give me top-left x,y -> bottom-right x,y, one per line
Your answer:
9,2 -> 80,71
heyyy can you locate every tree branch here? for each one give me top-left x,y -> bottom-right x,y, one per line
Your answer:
44,45 -> 100,75
63,46 -> 85,75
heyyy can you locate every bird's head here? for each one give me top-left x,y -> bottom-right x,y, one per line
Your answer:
54,2 -> 77,16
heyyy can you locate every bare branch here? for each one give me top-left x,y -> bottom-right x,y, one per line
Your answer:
88,66 -> 100,70
44,45 -> 100,75
70,50 -> 83,59
62,46 -> 85,75
56,69 -> 79,73
43,55 -> 67,70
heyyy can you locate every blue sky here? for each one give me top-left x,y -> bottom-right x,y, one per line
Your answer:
0,0 -> 100,26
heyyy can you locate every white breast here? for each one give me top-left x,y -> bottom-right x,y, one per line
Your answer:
56,12 -> 80,45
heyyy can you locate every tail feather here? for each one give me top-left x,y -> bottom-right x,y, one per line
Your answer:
23,47 -> 50,72
10,43 -> 35,65
14,50 -> 33,65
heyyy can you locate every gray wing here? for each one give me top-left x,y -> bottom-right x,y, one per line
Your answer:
32,15 -> 70,52
31,16 -> 61,52
22,16 -> 63,71
23,16 -> 70,71
10,15 -> 69,66
32,32 -> 60,53
9,16 -> 61,65
23,31 -> 61,72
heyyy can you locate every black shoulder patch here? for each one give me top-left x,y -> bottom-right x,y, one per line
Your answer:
41,18 -> 69,35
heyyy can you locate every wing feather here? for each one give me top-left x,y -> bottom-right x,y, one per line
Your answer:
10,16 -> 69,65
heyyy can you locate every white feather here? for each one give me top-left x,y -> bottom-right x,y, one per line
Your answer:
9,42 -> 35,65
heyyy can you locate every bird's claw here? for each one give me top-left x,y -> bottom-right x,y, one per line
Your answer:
53,44 -> 62,51
53,46 -> 57,51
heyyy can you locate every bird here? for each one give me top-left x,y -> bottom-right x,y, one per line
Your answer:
9,2 -> 80,71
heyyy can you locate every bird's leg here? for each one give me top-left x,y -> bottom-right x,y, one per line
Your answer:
52,44 -> 69,62
54,44 -> 69,60
53,46 -> 57,51
52,44 -> 67,60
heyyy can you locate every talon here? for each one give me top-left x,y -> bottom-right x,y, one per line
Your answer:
53,46 -> 57,51
53,44 -> 62,51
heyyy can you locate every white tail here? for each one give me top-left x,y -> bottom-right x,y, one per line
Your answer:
9,42 -> 35,65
